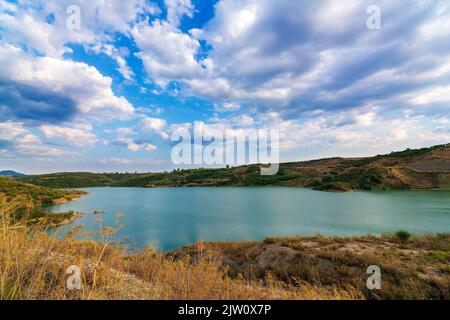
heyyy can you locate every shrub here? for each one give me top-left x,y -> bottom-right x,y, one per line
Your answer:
395,230 -> 412,241
263,237 -> 278,245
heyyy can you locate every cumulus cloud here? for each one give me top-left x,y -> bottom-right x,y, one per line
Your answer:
112,138 -> 157,152
0,44 -> 133,124
0,121 -> 69,157
259,108 -> 450,160
184,0 -> 450,117
0,0 -> 151,89
0,1 -> 151,57
1,0 -> 449,167
165,0 -> 194,26
129,0 -> 450,126
99,157 -> 136,165
99,157 -> 165,166
139,117 -> 169,139
87,43 -> 136,81
107,127 -> 136,137
40,124 -> 98,147
214,102 -> 241,112
132,19 -> 204,87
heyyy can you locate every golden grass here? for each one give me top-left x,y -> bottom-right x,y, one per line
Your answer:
0,194 -> 362,300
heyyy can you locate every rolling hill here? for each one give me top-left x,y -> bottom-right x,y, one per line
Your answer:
0,176 -> 86,205
0,176 -> 87,225
17,143 -> 450,191
0,170 -> 26,177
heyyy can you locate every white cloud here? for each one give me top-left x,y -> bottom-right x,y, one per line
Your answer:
236,115 -> 254,126
272,109 -> 450,160
0,121 -> 40,144
113,138 -> 157,152
409,86 -> 450,105
0,1 -> 149,84
109,127 -> 136,137
99,157 -> 136,165
40,124 -> 98,147
140,117 -> 167,131
116,56 -> 135,80
165,0 -> 194,26
0,12 -> 75,57
132,19 -> 203,87
129,0 -> 450,127
99,157 -> 165,166
0,1 -> 151,57
87,43 -> 135,81
139,117 -> 169,139
215,102 -> 241,112
1,0 -> 450,167
0,44 -> 134,122
0,121 -> 69,157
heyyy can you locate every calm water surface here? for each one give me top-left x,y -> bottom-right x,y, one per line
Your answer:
46,187 -> 450,251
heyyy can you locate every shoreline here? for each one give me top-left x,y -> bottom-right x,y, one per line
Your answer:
57,184 -> 450,192
45,211 -> 84,228
40,191 -> 89,227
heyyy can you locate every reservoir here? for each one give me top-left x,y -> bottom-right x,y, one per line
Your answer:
46,187 -> 450,251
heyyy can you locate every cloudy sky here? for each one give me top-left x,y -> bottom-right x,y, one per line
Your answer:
0,0 -> 449,174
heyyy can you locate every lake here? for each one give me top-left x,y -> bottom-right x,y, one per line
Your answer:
46,187 -> 450,251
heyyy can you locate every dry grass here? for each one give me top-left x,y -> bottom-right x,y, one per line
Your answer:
0,194 -> 362,300
175,234 -> 450,300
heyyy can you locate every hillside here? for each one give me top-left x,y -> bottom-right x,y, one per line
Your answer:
17,143 -> 450,191
0,176 -> 85,205
0,170 -> 26,177
17,172 -> 114,188
0,176 -> 86,225
172,233 -> 450,300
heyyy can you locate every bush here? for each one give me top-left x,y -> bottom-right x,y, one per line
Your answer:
395,230 -> 412,241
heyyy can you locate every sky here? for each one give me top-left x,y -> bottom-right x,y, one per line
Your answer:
0,0 -> 449,174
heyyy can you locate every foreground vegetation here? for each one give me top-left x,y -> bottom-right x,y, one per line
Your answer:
1,194 -> 449,300
174,234 -> 450,300
0,176 -> 86,225
0,195 -> 360,300
16,143 -> 450,191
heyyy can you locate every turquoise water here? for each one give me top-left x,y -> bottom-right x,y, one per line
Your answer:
46,187 -> 450,251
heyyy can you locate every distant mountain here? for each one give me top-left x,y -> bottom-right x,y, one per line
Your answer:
0,170 -> 26,178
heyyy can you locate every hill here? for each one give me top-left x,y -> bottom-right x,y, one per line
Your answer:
17,172 -> 115,188
0,176 -> 87,225
0,176 -> 85,205
17,143 -> 450,191
0,170 -> 26,177
171,233 -> 450,300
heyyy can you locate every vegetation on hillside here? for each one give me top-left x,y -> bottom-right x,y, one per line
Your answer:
0,176 -> 84,204
173,234 -> 450,300
15,143 -> 450,192
0,176 -> 86,225
17,172 -> 114,189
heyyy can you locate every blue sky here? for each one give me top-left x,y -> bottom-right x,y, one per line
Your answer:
0,0 -> 449,174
